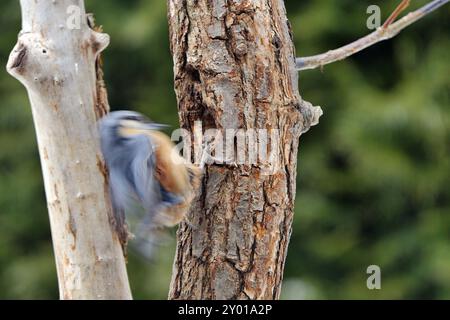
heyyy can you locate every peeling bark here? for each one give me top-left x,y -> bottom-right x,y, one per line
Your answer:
168,0 -> 321,300
7,0 -> 131,300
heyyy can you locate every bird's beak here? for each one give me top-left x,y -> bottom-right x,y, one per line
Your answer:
142,121 -> 169,131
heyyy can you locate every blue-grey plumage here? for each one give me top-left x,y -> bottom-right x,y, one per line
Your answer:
99,111 -> 201,257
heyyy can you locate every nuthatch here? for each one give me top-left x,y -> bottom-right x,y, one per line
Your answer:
99,111 -> 201,257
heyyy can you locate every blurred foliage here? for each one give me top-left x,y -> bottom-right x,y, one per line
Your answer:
0,0 -> 448,299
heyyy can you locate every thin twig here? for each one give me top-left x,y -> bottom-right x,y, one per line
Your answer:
296,0 -> 449,71
383,0 -> 410,28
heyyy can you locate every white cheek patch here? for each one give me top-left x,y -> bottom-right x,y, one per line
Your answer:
119,120 -> 148,137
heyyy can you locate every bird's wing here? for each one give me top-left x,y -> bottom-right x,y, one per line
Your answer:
108,170 -> 132,246
120,134 -> 168,258
129,134 -> 163,220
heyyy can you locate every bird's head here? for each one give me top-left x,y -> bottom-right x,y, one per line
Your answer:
99,111 -> 167,141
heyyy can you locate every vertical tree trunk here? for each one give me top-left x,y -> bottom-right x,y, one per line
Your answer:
7,0 -> 132,300
168,0 -> 321,299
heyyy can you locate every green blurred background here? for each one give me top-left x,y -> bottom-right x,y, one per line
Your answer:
0,0 -> 448,299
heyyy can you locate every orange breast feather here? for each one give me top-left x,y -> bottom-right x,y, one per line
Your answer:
147,131 -> 190,195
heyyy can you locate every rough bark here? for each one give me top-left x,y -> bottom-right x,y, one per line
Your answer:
167,0 -> 321,300
7,0 -> 131,300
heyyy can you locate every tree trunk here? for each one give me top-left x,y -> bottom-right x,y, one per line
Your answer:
167,0 -> 322,300
7,0 -> 132,300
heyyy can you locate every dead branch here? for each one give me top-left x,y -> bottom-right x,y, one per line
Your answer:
296,0 -> 449,71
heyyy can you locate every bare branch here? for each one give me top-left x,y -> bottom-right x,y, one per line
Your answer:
296,0 -> 449,71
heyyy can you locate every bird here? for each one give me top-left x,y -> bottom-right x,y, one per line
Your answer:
99,111 -> 202,258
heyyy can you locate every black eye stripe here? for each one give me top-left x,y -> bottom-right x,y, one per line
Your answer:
123,116 -> 141,121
